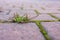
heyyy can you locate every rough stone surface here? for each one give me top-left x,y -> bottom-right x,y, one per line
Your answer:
0,23 -> 44,40
31,14 -> 56,20
41,22 -> 60,40
0,0 -> 60,40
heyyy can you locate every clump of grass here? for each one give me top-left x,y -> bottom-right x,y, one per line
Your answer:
22,15 -> 29,23
13,14 -> 23,23
13,13 -> 29,23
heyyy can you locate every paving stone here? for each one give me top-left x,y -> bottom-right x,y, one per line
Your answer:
40,3 -> 60,13
0,0 -> 60,14
41,22 -> 60,40
0,9 -> 37,21
30,14 -> 56,21
0,23 -> 44,40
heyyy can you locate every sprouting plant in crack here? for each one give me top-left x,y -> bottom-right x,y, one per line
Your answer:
13,13 -> 22,23
12,13 -> 29,23
22,14 -> 29,23
12,12 -> 40,23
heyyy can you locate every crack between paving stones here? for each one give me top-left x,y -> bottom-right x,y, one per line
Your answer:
0,20 -> 59,23
48,13 -> 60,21
34,21 -> 51,40
31,20 -> 59,22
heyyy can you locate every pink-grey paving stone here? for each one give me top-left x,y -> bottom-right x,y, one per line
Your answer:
0,23 -> 44,40
41,22 -> 60,40
30,14 -> 56,21
0,7 -> 37,21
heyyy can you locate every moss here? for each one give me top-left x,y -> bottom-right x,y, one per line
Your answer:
58,18 -> 60,21
35,21 -> 50,40
34,10 -> 40,15
48,13 -> 60,21
48,13 -> 58,19
31,20 -> 58,22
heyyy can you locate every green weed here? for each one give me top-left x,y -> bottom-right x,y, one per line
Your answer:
13,13 -> 29,23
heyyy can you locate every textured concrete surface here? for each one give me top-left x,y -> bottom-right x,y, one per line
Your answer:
41,22 -> 60,40
0,23 -> 44,40
0,0 -> 60,40
31,14 -> 56,21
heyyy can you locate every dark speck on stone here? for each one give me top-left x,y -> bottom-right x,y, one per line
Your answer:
0,11 -> 3,12
21,37 -> 24,39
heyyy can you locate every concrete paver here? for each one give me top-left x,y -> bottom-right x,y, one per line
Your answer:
31,14 -> 56,21
41,22 -> 60,40
0,23 -> 44,40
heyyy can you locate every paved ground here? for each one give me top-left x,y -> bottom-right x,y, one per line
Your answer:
0,0 -> 60,40
0,23 -> 45,40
